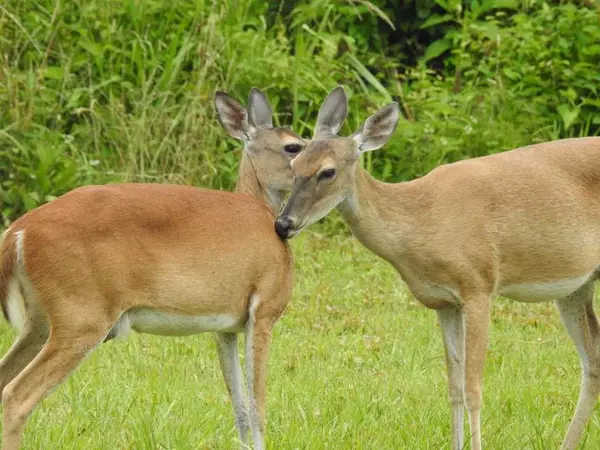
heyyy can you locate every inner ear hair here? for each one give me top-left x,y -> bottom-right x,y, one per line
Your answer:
353,102 -> 400,152
314,86 -> 348,139
214,90 -> 253,141
248,88 -> 274,129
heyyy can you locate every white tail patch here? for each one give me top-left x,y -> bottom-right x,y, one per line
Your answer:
6,278 -> 26,333
15,230 -> 25,266
4,229 -> 29,332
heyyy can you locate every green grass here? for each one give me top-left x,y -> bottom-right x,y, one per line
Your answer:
1,230 -> 598,449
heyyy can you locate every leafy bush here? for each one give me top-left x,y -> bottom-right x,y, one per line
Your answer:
367,66 -> 552,182
426,1 -> 600,137
367,1 -> 600,182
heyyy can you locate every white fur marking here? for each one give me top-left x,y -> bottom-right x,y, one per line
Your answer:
216,333 -> 249,443
15,230 -> 25,266
110,312 -> 132,340
282,137 -> 304,147
248,293 -> 260,320
245,294 -> 260,379
128,309 -> 242,336
6,278 -> 25,333
500,274 -> 592,303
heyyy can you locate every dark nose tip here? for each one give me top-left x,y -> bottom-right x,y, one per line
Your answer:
275,217 -> 295,239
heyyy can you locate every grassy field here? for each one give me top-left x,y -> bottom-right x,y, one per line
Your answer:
0,230 -> 598,449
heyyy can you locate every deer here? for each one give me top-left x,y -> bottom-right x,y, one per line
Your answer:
0,88 -> 307,450
275,86 -> 600,450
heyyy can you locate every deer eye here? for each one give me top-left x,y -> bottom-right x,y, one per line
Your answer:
284,143 -> 302,155
318,168 -> 336,181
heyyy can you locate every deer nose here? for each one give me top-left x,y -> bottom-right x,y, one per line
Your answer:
275,216 -> 296,239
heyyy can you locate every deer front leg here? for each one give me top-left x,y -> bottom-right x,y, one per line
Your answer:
437,307 -> 465,450
216,332 -> 250,449
555,279 -> 600,450
245,296 -> 276,450
462,294 -> 491,450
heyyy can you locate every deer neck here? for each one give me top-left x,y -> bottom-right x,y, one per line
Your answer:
337,166 -> 416,262
235,151 -> 282,213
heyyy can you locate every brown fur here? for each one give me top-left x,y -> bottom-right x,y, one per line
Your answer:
332,137 -> 600,306
6,184 -> 292,325
281,104 -> 600,450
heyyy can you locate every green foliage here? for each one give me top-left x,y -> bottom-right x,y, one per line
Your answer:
0,0 -> 396,222
369,1 -> 600,181
370,65 -> 552,181
0,130 -> 102,227
1,0 -> 599,223
430,1 -> 600,137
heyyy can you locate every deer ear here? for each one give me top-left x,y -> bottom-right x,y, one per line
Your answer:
214,91 -> 252,140
352,103 -> 400,152
313,86 -> 348,139
248,88 -> 273,129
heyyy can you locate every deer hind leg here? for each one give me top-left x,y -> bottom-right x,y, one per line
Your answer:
0,318 -> 49,400
556,278 -> 600,450
2,308 -> 118,450
216,332 -> 249,449
0,286 -> 49,399
437,307 -> 465,450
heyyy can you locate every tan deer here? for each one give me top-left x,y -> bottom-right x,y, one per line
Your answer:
0,88 -> 306,450
275,86 -> 600,450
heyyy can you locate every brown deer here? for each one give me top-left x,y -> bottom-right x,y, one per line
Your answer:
0,88 -> 306,450
276,86 -> 600,450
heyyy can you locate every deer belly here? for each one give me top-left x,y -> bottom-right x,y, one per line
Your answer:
499,273 -> 592,303
127,309 -> 245,336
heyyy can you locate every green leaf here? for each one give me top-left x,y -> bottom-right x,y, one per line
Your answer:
484,0 -> 519,11
473,0 -> 518,17
556,104 -> 580,130
53,163 -> 78,190
28,192 -> 40,203
583,45 -> 600,56
420,14 -> 454,29
502,68 -> 520,80
22,193 -> 38,211
481,23 -> 500,40
434,0 -> 460,14
423,39 -> 452,62
345,54 -> 393,102
583,98 -> 600,108
79,41 -> 102,57
592,114 -> 600,125
44,66 -> 64,80
66,90 -> 84,109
